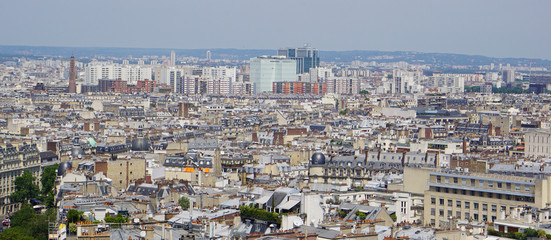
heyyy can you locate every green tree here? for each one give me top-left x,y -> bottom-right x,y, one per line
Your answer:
355,210 -> 367,220
10,204 -> 34,227
66,209 -> 84,223
178,196 -> 190,210
104,214 -> 129,223
360,90 -> 369,95
40,164 -> 58,208
0,226 -> 36,240
2,205 -> 56,240
11,170 -> 40,204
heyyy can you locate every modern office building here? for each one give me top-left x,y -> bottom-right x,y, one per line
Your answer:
529,74 -> 551,94
278,45 -> 319,74
249,56 -> 296,93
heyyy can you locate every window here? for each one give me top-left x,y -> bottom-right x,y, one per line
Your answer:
474,213 -> 479,221
474,202 -> 479,210
488,181 -> 493,187
483,203 -> 488,211
465,212 -> 470,220
516,184 -> 521,190
439,209 -> 444,216
448,199 -> 453,207
471,179 -> 475,186
492,205 -> 497,212
525,185 -> 531,192
454,177 -> 458,183
431,197 -> 436,204
488,193 -> 493,198
465,201 -> 470,209
456,211 -> 461,218
445,177 -> 450,183
440,198 -> 444,205
448,210 -> 452,217
462,178 -> 467,185
431,208 -> 435,216
506,183 -> 511,189
479,191 -> 484,197
456,200 -> 462,208
480,180 -> 484,187
497,182 -> 502,188
437,176 -> 441,183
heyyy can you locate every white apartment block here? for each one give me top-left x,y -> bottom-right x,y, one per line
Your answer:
428,74 -> 465,94
325,78 -> 360,95
392,69 -> 424,94
85,63 -> 152,85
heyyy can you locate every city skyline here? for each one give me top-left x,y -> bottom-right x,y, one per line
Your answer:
0,0 -> 550,60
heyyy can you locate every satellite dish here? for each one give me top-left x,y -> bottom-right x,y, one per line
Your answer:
140,231 -> 146,238
134,218 -> 140,224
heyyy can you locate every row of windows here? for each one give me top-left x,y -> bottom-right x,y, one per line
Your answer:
430,197 -> 509,212
436,176 -> 531,191
432,186 -> 535,203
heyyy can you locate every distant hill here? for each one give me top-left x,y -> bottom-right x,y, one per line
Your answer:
1,45 -> 550,69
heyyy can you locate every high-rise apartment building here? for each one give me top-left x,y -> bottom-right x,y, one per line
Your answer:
428,74 -> 465,94
85,63 -> 152,85
502,69 -> 515,84
278,45 -> 319,74
171,50 -> 176,66
273,81 -> 326,95
249,56 -> 296,93
392,69 -> 423,94
325,78 -> 360,95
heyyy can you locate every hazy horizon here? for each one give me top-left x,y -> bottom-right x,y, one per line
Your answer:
1,0 -> 550,60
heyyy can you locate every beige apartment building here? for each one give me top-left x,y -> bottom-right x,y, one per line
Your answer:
95,158 -> 146,191
0,142 -> 41,215
525,130 -> 551,157
417,168 -> 549,227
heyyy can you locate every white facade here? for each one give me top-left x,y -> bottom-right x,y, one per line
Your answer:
525,131 -> 551,157
85,63 -> 152,85
428,74 -> 465,94
325,78 -> 360,95
250,56 -> 296,93
392,69 -> 424,94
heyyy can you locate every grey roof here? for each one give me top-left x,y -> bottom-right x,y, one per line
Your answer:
339,202 -> 387,222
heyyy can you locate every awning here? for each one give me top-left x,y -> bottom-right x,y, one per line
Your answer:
254,195 -> 271,205
276,199 -> 300,210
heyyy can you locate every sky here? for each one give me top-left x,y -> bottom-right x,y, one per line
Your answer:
0,0 -> 550,60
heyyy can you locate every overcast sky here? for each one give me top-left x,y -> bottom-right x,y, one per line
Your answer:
1,0 -> 549,59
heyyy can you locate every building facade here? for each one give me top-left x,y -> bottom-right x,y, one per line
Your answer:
278,45 -> 320,74
250,56 -> 296,93
421,169 -> 548,227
